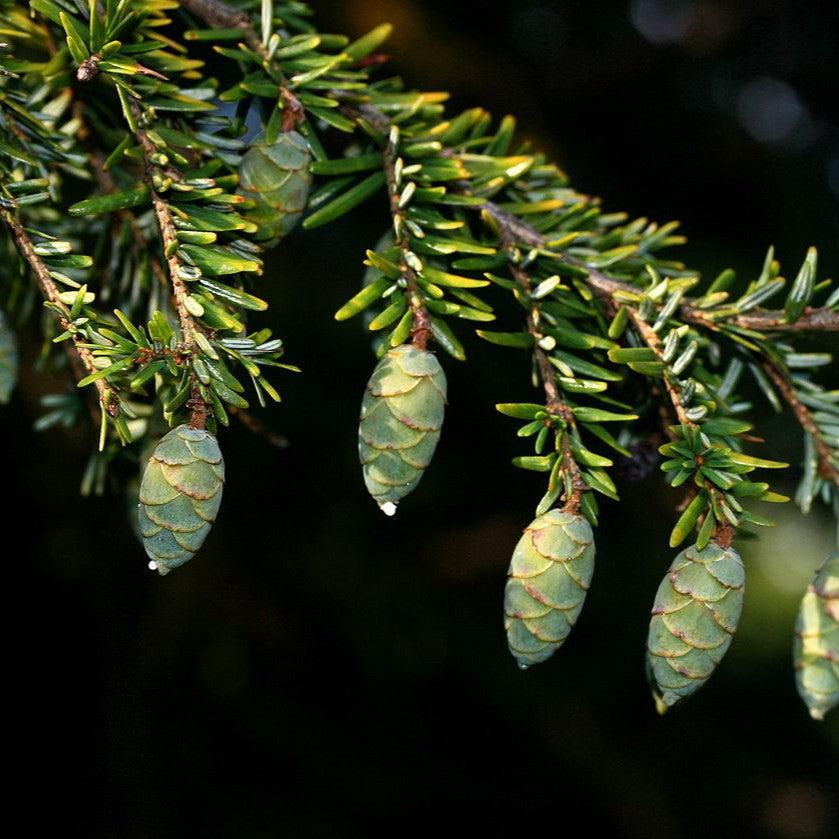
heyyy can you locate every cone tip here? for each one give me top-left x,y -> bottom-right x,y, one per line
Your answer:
148,560 -> 170,576
653,693 -> 670,716
380,501 -> 398,517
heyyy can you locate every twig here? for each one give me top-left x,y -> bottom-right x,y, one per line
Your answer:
625,308 -> 692,427
381,133 -> 431,350
684,306 -> 839,334
484,208 -> 839,334
179,0 -> 305,126
127,100 -> 208,428
1,205 -> 118,422
71,45 -> 208,425
90,152 -> 168,290
501,239 -> 586,512
76,53 -> 101,82
762,361 -> 838,488
228,405 -> 288,448
179,0 -> 252,31
72,102 -> 169,290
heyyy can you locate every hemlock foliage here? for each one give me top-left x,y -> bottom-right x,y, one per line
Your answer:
0,0 -> 836,716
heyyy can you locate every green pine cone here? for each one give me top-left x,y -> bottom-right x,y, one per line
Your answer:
504,509 -> 596,668
138,425 -> 225,576
358,344 -> 447,514
238,130 -> 312,245
793,552 -> 838,721
646,542 -> 744,711
0,309 -> 18,403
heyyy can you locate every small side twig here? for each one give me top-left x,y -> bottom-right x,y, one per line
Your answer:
382,133 -> 431,350
762,360 -> 838,488
128,101 -> 209,428
1,206 -> 118,423
502,241 -> 586,512
229,406 -> 289,448
73,102 -> 169,291
626,308 -> 693,427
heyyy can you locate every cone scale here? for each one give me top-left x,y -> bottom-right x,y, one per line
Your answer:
504,509 -> 596,668
646,542 -> 744,711
138,424 -> 225,575
238,130 -> 312,245
358,344 -> 446,513
793,552 -> 838,721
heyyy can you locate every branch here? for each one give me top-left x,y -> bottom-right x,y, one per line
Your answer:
762,360 -> 839,489
128,100 -> 208,428
381,131 -> 431,350
500,238 -> 586,512
625,308 -> 693,427
179,0 -> 838,337
178,0 -> 252,32
228,405 -> 288,448
685,306 -> 839,334
72,102 -> 169,291
483,208 -> 839,335
0,205 -> 118,421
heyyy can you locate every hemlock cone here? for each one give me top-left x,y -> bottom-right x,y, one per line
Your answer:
0,309 -> 17,403
358,344 -> 447,513
647,542 -> 744,711
138,425 -> 225,575
793,552 -> 838,720
237,130 -> 312,245
504,510 -> 596,668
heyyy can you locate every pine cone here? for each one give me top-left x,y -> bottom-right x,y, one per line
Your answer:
646,542 -> 744,711
504,509 -> 596,668
238,130 -> 312,245
358,344 -> 446,514
138,425 -> 225,575
793,552 -> 838,721
0,309 -> 17,403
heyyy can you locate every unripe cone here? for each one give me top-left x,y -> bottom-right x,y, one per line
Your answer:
238,130 -> 311,245
138,425 -> 225,575
793,552 -> 838,721
358,344 -> 446,513
504,509 -> 595,668
0,309 -> 17,403
647,542 -> 744,711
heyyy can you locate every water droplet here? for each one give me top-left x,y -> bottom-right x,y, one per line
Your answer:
380,501 -> 397,517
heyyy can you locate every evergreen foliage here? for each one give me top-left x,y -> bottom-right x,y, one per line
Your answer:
0,0 -> 836,715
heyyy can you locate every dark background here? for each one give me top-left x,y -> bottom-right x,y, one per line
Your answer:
8,1 -> 839,836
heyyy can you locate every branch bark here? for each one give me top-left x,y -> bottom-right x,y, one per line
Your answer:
73,102 -> 169,291
381,135 -> 431,350
684,306 -> 839,333
128,101 -> 209,428
500,239 -> 586,512
1,206 -> 118,422
625,308 -> 693,427
762,361 -> 838,489
178,0 -> 252,32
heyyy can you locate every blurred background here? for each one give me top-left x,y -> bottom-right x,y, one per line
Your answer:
8,0 -> 839,836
